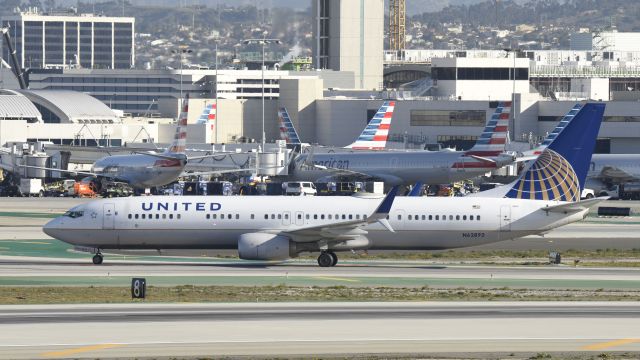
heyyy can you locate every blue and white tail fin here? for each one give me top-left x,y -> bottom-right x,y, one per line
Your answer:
345,100 -> 395,150
278,107 -> 302,145
166,94 -> 188,155
525,103 -> 582,156
481,103 -> 605,202
464,101 -> 510,157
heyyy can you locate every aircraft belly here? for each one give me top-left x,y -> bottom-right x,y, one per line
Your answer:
365,230 -> 534,250
114,229 -> 240,249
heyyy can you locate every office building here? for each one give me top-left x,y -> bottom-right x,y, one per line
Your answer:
312,0 -> 384,89
2,9 -> 134,69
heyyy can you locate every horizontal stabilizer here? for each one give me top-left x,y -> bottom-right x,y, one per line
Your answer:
542,197 -> 608,213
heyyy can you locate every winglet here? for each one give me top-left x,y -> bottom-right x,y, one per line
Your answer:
367,186 -> 398,232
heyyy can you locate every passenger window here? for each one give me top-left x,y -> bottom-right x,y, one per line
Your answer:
456,215 -> 460,220
341,215 -> 346,220
212,214 -> 217,219
284,214 -> 289,220
321,214 -> 325,220
128,214 -> 132,219
278,214 -> 282,220
177,214 -> 181,219
449,215 -> 453,221
429,215 -> 433,220
415,215 -> 419,221
435,215 -> 439,220
251,214 -> 255,219
356,214 -> 360,220
264,214 -> 268,220
162,214 -> 166,219
349,214 -> 353,220
422,215 -> 426,220
470,215 -> 474,220
206,214 -> 210,219
236,214 -> 239,220
463,215 -> 467,220
314,214 -> 318,220
169,214 -> 174,219
442,215 -> 446,221
408,215 -> 412,220
156,214 -> 160,219
397,215 -> 402,220
477,215 -> 481,221
271,214 -> 275,219
142,214 -> 146,219
306,214 -> 310,220
297,214 -> 302,219
328,214 -> 332,220
228,214 -> 232,220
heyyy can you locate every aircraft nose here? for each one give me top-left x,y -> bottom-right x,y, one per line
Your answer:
43,217 -> 63,239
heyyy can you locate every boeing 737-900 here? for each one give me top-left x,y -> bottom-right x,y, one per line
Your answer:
44,103 -> 606,267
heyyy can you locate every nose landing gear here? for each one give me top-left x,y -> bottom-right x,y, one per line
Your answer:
317,251 -> 338,267
92,252 -> 103,265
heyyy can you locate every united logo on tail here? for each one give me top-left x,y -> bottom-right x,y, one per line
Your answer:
345,101 -> 395,150
504,103 -> 605,202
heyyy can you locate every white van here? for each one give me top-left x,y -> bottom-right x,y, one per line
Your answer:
285,182 -> 317,196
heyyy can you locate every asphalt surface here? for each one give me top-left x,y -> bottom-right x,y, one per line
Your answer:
1,302 -> 639,359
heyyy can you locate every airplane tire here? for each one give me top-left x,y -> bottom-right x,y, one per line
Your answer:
92,254 -> 103,265
328,251 -> 338,266
317,252 -> 333,267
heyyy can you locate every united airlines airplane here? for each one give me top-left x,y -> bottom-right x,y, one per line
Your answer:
288,101 -> 516,185
44,103 -> 606,267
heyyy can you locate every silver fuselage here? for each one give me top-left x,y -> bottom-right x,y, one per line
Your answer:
92,154 -> 187,189
290,151 -> 514,185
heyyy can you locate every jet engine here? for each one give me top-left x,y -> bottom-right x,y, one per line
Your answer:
237,233 -> 297,260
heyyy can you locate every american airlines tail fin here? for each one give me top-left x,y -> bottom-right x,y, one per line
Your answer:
166,94 -> 188,155
345,101 -> 395,150
278,107 -> 302,145
477,103 -> 605,201
464,101 -> 511,157
526,103 -> 582,156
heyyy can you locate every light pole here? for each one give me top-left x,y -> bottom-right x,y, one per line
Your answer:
214,40 -> 219,144
504,48 -> 518,140
172,48 -> 192,101
243,35 -> 281,149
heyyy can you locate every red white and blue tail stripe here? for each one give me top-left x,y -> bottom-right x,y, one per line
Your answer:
345,101 -> 395,150
166,95 -> 188,154
464,101 -> 511,157
197,102 -> 217,139
278,107 -> 302,145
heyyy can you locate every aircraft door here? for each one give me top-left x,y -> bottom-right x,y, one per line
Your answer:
295,211 -> 304,226
500,205 -> 511,232
103,203 -> 115,230
282,211 -> 291,226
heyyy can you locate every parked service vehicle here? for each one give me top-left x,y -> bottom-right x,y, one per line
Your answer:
285,182 -> 317,196
19,178 -> 44,197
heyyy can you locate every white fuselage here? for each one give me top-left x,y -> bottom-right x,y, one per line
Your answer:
44,195 -> 587,253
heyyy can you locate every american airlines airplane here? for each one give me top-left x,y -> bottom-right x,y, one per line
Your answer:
287,101 -> 516,185
24,97 -> 242,190
279,101 -> 395,150
44,103 -> 606,267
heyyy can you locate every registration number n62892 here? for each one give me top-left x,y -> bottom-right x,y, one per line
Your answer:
462,232 -> 485,238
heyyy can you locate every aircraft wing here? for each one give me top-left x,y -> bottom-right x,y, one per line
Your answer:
598,165 -> 639,183
542,197 -> 609,214
281,186 -> 398,243
18,165 -> 105,178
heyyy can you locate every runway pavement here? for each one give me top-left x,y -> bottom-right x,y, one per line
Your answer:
1,256 -> 639,289
1,302 -> 639,359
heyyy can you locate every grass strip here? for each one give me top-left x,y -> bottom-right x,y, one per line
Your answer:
2,285 -> 640,304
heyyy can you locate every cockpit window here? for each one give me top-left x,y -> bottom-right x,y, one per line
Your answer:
63,210 -> 84,218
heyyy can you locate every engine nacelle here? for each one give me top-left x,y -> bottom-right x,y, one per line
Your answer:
238,233 -> 295,260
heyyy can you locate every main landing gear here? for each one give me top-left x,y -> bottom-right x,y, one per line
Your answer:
317,251 -> 338,267
92,252 -> 104,265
